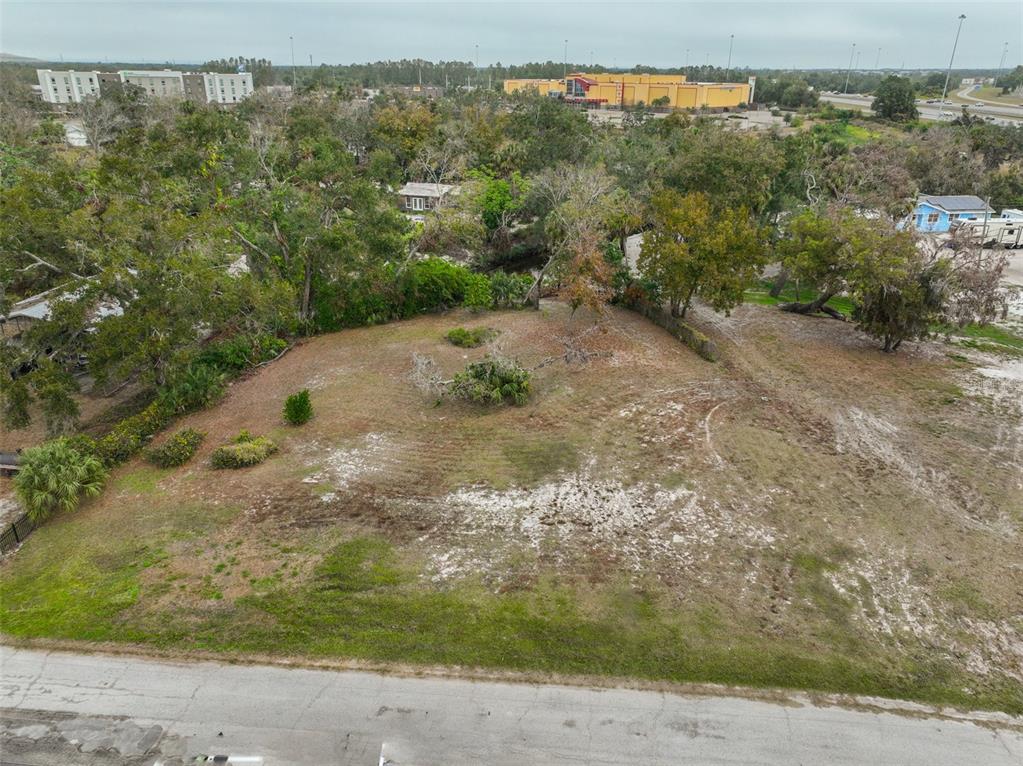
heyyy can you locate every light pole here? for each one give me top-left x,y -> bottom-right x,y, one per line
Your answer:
725,34 -> 734,81
939,14 -> 967,106
563,39 -> 568,81
685,48 -> 689,73
998,42 -> 1009,74
844,42 -> 856,93
875,47 -> 881,70
289,35 -> 296,89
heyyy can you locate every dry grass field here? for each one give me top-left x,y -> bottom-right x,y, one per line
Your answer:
2,301 -> 1021,712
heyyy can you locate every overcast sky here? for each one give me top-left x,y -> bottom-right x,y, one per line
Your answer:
1,1 -> 1018,70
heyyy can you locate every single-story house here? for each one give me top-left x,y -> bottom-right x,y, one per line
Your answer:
397,182 -> 456,218
0,283 -> 122,344
911,195 -> 994,233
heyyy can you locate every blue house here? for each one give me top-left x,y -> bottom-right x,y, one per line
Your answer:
911,195 -> 993,233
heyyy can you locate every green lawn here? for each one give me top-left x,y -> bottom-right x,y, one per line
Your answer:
3,512 -> 1018,713
944,323 -> 1023,358
745,279 -> 855,316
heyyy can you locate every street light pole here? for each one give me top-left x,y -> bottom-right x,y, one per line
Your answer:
290,35 -> 296,89
939,14 -> 967,106
844,42 -> 856,93
725,34 -> 734,81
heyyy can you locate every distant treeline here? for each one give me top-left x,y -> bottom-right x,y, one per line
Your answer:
0,56 -> 1011,99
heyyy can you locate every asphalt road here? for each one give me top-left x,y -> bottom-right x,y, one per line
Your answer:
2,648 -> 1021,765
819,92 -> 1023,125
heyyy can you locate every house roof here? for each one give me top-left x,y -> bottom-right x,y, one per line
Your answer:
398,182 -> 455,198
918,195 -> 993,213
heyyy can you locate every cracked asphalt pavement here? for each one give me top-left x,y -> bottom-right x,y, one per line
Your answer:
1,647 -> 1021,765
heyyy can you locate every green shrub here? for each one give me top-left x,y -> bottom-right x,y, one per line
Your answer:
210,431 -> 278,469
197,333 -> 288,372
463,273 -> 494,311
445,327 -> 497,348
145,427 -> 206,468
399,257 -> 471,316
157,362 -> 226,414
95,401 -> 170,466
14,438 -> 107,523
449,355 -> 531,405
64,433 -> 99,458
489,271 -> 533,308
283,389 -> 313,425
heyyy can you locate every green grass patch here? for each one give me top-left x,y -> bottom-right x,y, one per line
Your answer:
115,466 -> 170,496
502,438 -> 580,485
745,280 -> 854,317
942,323 -> 1023,358
2,528 -> 1021,714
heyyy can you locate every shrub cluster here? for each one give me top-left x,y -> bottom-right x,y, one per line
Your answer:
197,332 -> 288,372
95,401 -> 170,466
210,430 -> 278,469
445,327 -> 497,348
449,356 -> 531,405
157,363 -> 226,415
14,438 -> 107,523
145,427 -> 206,468
313,259 -> 530,331
283,389 -> 313,425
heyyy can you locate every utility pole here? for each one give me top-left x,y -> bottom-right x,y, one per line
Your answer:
685,48 -> 689,73
309,54 -> 312,66
875,47 -> 881,70
289,36 -> 296,89
590,50 -> 594,68
998,42 -> 1009,74
844,42 -> 856,93
725,34 -> 734,81
563,39 -> 568,80
940,14 -> 966,107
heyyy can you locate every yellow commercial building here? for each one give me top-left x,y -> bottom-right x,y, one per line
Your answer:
503,71 -> 754,110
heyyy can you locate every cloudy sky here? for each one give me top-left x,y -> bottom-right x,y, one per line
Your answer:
1,1 -> 1018,70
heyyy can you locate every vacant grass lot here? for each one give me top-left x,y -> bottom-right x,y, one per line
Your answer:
2,302 -> 1021,713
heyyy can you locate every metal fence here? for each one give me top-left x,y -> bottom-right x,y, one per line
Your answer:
0,512 -> 34,554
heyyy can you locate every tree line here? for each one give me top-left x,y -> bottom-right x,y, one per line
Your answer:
1,75 -> 1020,439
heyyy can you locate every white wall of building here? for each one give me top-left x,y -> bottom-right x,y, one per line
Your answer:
205,72 -> 254,104
36,69 -> 102,103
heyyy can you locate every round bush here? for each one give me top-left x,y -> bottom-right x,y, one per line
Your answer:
210,431 -> 278,469
449,356 -> 531,406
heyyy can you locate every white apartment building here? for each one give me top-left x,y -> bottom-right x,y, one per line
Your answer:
36,68 -> 254,105
36,69 -> 102,103
203,72 -> 253,104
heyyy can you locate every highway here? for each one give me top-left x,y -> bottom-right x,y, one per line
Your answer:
1,647 -> 1021,765
819,91 -> 1023,125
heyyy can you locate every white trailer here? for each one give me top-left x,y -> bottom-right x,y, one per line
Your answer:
950,218 -> 1023,249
